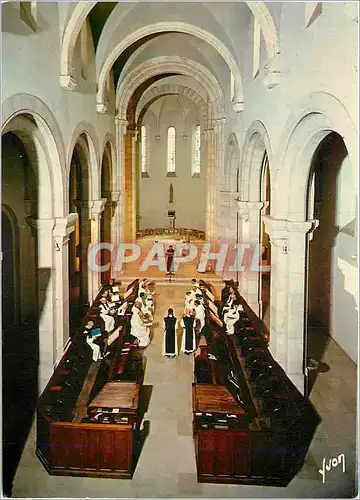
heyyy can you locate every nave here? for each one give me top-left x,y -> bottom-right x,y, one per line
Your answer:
12,282 -> 356,498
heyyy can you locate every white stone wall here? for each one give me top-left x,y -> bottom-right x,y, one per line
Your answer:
139,95 -> 206,230
2,2 -> 115,180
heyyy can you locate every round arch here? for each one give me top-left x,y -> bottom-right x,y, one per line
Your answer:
240,120 -> 272,202
60,2 -> 279,101
67,122 -> 101,202
136,84 -> 207,124
116,56 -> 225,120
2,94 -> 65,217
276,92 -> 358,220
97,22 -> 243,112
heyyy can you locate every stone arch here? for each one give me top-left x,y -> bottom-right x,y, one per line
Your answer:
223,133 -> 241,192
98,23 -> 241,113
100,133 -> 116,192
247,3 -> 279,60
61,3 -> 279,104
116,56 -> 224,120
2,94 -> 66,217
240,120 -> 272,202
277,92 -> 358,220
2,113 -> 63,390
67,122 -> 100,201
136,84 -> 207,124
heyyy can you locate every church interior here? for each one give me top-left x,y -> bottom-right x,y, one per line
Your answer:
1,1 -> 358,498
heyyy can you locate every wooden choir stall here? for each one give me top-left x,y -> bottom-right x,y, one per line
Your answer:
192,282 -> 320,486
36,279 -> 145,478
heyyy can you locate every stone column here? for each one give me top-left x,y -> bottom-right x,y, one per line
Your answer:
132,129 -> 138,240
115,116 -> 127,244
214,117 -> 225,239
88,199 -> 107,301
236,201 -> 267,315
285,219 -> 319,393
204,125 -> 214,241
124,128 -> 136,242
26,218 -> 55,392
53,213 -> 78,363
204,118 -> 224,243
263,215 -> 318,394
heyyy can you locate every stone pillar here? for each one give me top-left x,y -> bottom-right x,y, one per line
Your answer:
88,199 -> 107,301
132,129 -> 138,240
204,125 -> 215,241
124,128 -> 136,242
214,117 -> 225,238
53,213 -> 78,363
204,118 -> 224,243
236,201 -> 267,315
26,218 -> 56,392
115,116 -> 127,244
263,215 -> 318,394
110,189 -> 122,254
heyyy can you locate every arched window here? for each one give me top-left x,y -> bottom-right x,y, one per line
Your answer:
192,125 -> 201,176
167,126 -> 176,174
141,125 -> 148,175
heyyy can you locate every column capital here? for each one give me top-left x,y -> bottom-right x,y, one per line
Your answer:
89,199 -> 107,220
96,103 -> 108,114
53,213 -> 78,246
235,200 -> 267,221
60,74 -> 77,91
110,190 -> 121,202
214,117 -> 226,133
115,115 -> 128,135
263,54 -> 281,89
204,128 -> 214,138
231,98 -> 244,113
263,216 -> 319,253
25,217 -> 55,232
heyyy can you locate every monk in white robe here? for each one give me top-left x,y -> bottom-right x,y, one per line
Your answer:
224,305 -> 241,335
130,300 -> 150,347
99,297 -> 115,332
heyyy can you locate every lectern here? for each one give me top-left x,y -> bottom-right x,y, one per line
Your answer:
167,210 -> 176,232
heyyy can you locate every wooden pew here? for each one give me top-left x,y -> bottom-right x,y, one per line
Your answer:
192,280 -> 320,486
36,279 -> 144,479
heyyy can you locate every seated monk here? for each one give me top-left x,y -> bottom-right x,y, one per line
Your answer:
84,320 -> 109,361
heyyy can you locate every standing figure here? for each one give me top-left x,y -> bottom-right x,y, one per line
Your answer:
224,304 -> 240,335
184,291 -> 194,310
181,310 -> 196,354
99,297 -> 116,332
166,245 -> 175,275
139,292 -> 154,339
162,308 -> 178,357
194,299 -> 206,336
130,299 -> 150,347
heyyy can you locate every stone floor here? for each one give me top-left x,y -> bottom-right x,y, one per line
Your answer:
11,282 -> 358,498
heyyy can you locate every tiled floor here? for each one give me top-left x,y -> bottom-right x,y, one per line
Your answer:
12,282 -> 358,498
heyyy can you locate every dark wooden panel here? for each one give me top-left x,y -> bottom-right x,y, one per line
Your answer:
50,424 -> 71,468
233,432 -> 250,476
36,411 -> 51,465
82,429 -> 99,469
98,429 -> 115,470
215,432 -> 233,476
114,429 -> 132,472
198,431 -> 216,476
